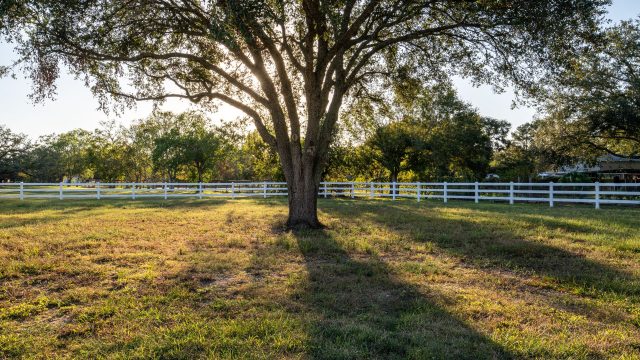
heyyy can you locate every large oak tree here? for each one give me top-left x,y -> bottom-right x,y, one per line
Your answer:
1,0 -> 606,227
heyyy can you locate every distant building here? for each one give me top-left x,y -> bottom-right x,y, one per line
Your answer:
539,155 -> 640,183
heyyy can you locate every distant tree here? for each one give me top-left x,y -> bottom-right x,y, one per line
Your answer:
367,122 -> 414,184
25,130 -> 93,182
492,126 -> 537,181
87,122 -> 131,182
321,142 -> 370,182
491,121 -> 564,182
0,125 -> 28,163
152,112 -> 225,182
409,110 -> 493,181
437,112 -> 493,180
0,126 -> 29,181
528,116 -> 592,168
482,118 -> 511,152
182,125 -> 224,183
22,144 -> 63,182
544,19 -> 640,159
129,112 -> 186,181
242,131 -> 284,181
362,83 -> 497,182
0,155 -> 22,181
152,129 -> 184,182
2,0 -> 608,228
202,120 -> 243,181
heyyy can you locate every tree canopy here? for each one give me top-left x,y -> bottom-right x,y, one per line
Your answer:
1,0 -> 609,227
543,18 -> 640,159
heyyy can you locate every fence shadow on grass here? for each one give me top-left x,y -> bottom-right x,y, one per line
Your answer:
291,229 -> 512,359
322,200 -> 639,298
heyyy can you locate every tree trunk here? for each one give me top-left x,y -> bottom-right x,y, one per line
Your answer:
280,129 -> 326,229
286,170 -> 321,229
274,80 -> 344,230
390,172 -> 399,195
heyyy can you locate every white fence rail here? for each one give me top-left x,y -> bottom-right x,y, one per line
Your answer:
1,182 -> 640,208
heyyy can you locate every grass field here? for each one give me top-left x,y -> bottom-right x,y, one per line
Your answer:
0,198 -> 639,359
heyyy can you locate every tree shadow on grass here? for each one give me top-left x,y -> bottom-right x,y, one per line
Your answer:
0,204 -> 111,229
324,201 -> 640,298
0,198 -> 234,228
292,229 -> 512,359
0,197 -> 237,213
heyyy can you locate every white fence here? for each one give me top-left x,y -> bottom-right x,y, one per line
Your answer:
1,182 -> 640,209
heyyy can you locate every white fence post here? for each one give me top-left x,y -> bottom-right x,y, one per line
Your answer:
59,182 -> 63,200
549,182 -> 554,207
96,182 -> 101,200
351,181 -> 355,198
443,182 -> 448,203
595,182 -> 600,209
132,183 -> 136,200
163,183 -> 168,200
474,182 -> 479,203
417,182 -> 421,202
19,182 -> 24,200
231,182 -> 235,198
392,181 -> 396,200
323,183 -> 328,198
263,181 -> 267,198
370,182 -> 374,199
199,182 -> 203,199
509,182 -> 514,205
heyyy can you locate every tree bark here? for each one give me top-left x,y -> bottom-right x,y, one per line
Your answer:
287,175 -> 321,229
281,136 -> 324,228
390,172 -> 399,195
281,128 -> 326,229
197,167 -> 203,183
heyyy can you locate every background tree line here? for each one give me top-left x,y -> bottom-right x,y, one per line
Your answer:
0,84 -> 587,184
0,111 -> 248,183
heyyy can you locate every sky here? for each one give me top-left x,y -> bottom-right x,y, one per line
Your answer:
1,1 -> 639,138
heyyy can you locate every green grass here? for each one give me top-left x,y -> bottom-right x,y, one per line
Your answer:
1,198 -> 639,359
